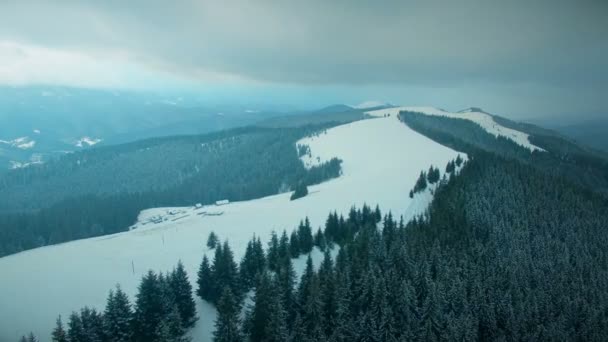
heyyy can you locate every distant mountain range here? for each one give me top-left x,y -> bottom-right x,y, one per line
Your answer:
0,86 -> 397,170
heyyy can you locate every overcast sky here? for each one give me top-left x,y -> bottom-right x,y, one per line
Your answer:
0,0 -> 606,119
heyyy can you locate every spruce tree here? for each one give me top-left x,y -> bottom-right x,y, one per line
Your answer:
246,271 -> 273,342
197,255 -> 213,301
67,311 -> 85,342
51,316 -> 68,342
318,249 -> 337,336
207,231 -> 219,249
455,154 -> 463,167
133,270 -> 164,342
289,230 -> 300,257
213,288 -> 244,342
277,252 -> 297,323
104,285 -> 133,342
267,232 -> 280,272
156,305 -> 190,342
298,218 -> 314,254
214,241 -> 240,303
79,306 -> 104,342
169,261 -> 197,328
314,227 -> 327,250
263,279 -> 289,342
240,236 -> 266,291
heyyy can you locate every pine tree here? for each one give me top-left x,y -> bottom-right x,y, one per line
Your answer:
318,249 -> 337,337
197,255 -> 213,301
246,271 -> 273,342
240,236 -> 266,291
267,231 -> 280,271
289,230 -> 300,257
278,230 -> 290,260
290,183 -> 308,200
51,316 -> 68,342
133,270 -> 164,342
213,288 -> 244,342
446,160 -> 455,173
413,171 -> 428,193
67,311 -> 85,342
156,305 -> 190,342
79,306 -> 104,342
263,279 -> 289,342
297,256 -> 315,312
213,241 -> 240,303
277,252 -> 297,323
103,285 -> 133,342
314,227 -> 327,250
169,261 -> 198,328
455,154 -> 463,167
298,218 -> 314,254
374,205 -> 382,223
207,231 -> 219,249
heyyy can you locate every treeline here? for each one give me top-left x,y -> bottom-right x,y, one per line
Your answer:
203,154 -> 608,341
0,126 -> 342,257
400,110 -> 608,198
31,149 -> 608,340
23,261 -> 197,342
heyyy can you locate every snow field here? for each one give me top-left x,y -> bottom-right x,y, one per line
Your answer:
366,106 -> 545,152
0,114 -> 462,341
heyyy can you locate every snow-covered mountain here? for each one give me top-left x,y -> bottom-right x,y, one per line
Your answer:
375,106 -> 545,152
0,111 -> 463,341
353,100 -> 394,109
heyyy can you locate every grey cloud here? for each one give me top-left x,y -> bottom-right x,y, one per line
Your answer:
1,0 -> 606,87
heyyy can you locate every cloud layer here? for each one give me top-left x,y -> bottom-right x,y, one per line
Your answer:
0,0 -> 606,117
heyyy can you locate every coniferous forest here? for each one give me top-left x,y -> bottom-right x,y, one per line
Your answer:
28,143 -> 608,341
0,125 -> 342,257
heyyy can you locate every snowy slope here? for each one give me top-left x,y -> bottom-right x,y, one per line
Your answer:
366,106 -> 545,152
0,115 -> 462,341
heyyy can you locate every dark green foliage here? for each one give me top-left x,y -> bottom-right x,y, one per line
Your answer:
266,232 -> 280,272
400,110 -> 608,198
196,255 -> 213,301
412,171 -> 427,194
0,125 -> 343,257
51,316 -> 68,342
427,166 -> 440,184
289,230 -> 300,257
213,288 -> 244,342
239,236 -> 266,291
245,271 -> 276,342
133,271 -> 165,342
66,311 -> 85,342
314,227 -> 327,250
207,231 -> 219,249
290,183 -> 309,200
103,285 -> 133,342
445,160 -> 456,173
209,242 -> 241,304
169,261 -> 197,328
297,217 -> 314,254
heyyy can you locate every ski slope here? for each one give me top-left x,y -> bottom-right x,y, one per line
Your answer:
0,114 -> 462,341
366,106 -> 545,152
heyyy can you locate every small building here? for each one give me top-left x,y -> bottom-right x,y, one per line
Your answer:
215,199 -> 229,206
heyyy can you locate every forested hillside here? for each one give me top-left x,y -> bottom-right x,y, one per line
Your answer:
0,125 -> 342,257
400,111 -> 608,197
30,150 -> 608,341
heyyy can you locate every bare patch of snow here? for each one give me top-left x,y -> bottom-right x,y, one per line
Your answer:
75,137 -> 102,147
